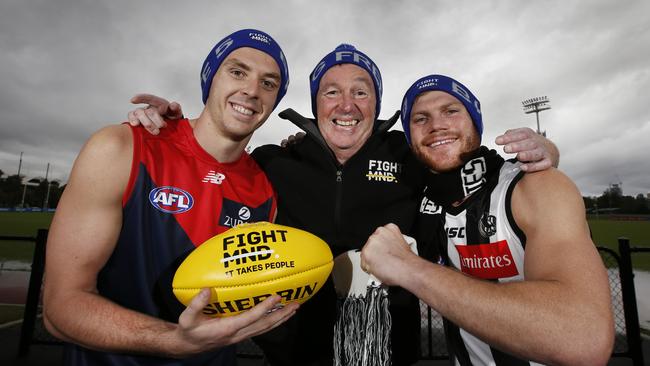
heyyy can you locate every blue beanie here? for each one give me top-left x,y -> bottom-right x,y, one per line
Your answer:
309,44 -> 382,119
400,74 -> 482,144
200,29 -> 289,108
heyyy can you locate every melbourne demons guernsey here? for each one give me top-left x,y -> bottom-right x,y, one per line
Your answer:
424,160 -> 544,366
64,119 -> 277,366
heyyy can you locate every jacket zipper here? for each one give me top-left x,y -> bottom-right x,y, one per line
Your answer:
334,169 -> 343,246
280,109 -> 400,252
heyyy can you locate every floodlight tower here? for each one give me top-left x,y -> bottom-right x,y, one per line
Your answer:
522,96 -> 551,136
43,163 -> 51,210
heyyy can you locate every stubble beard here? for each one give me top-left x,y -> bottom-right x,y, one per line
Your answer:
412,133 -> 481,173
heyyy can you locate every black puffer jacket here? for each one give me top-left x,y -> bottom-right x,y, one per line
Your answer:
252,109 -> 426,366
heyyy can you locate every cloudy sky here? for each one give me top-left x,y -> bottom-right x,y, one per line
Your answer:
1,0 -> 649,198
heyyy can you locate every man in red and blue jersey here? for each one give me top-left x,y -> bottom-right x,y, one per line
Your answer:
43,29 -> 298,366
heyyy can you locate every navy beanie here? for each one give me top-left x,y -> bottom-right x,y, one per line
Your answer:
200,29 -> 289,109
400,74 -> 482,144
309,44 -> 382,118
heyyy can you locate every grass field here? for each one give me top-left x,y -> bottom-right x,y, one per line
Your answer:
588,218 -> 650,271
0,212 -> 53,263
0,304 -> 24,324
0,211 -> 649,268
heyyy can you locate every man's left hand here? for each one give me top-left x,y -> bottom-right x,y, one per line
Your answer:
495,127 -> 559,172
127,94 -> 184,135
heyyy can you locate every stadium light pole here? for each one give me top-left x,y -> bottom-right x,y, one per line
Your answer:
18,151 -> 23,177
522,96 -> 551,136
42,163 -> 50,210
43,181 -> 52,210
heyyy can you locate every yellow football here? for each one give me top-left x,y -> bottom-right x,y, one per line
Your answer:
172,222 -> 333,317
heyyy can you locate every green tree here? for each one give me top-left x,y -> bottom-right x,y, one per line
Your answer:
583,196 -> 596,212
0,174 -> 24,207
634,194 -> 649,214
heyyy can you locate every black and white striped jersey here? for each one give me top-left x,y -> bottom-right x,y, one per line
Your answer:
420,160 -> 545,366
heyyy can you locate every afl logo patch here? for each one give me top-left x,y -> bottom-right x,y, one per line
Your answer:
149,186 -> 194,214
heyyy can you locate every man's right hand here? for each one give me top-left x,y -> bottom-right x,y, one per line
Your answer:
171,288 -> 299,357
280,132 -> 306,147
127,94 -> 184,135
360,223 -> 418,287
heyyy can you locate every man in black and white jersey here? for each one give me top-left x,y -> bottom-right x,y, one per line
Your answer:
360,74 -> 614,366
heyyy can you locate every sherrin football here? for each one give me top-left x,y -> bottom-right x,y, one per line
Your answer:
173,222 -> 333,317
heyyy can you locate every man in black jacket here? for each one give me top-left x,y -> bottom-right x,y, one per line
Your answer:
127,44 -> 558,366
251,44 -> 426,366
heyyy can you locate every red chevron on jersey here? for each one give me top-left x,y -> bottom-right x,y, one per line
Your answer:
124,119 -> 277,247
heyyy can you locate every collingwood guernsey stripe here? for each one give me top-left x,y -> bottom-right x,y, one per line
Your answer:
443,160 -> 544,366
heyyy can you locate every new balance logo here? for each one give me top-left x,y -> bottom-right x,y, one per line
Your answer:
202,171 -> 226,185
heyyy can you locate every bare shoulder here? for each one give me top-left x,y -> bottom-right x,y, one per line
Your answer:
64,124 -> 133,202
76,125 -> 132,173
512,167 -> 587,235
81,124 -> 133,159
515,167 -> 582,207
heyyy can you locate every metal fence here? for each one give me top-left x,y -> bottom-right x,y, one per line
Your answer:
419,301 -> 447,359
2,232 -> 647,365
599,247 -> 628,355
614,238 -> 650,366
0,229 -> 59,356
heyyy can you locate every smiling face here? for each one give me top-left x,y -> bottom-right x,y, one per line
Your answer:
315,64 -> 376,164
206,47 -> 281,141
409,90 -> 480,172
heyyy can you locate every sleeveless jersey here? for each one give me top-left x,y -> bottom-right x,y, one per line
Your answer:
420,160 -> 544,366
65,119 -> 277,366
